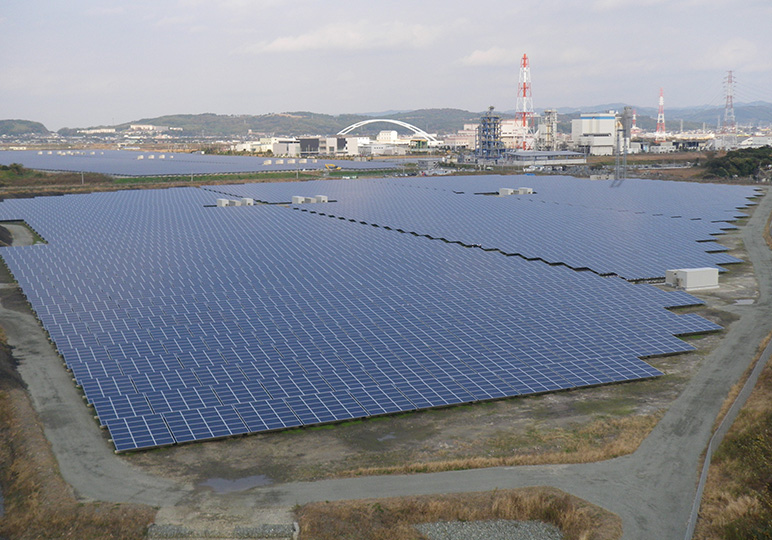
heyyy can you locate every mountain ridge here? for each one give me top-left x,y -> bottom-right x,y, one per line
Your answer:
4,103 -> 771,137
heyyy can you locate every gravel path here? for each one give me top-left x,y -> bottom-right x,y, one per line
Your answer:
415,520 -> 562,540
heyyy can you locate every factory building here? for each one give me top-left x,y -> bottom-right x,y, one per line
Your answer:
443,124 -> 478,150
738,136 -> 772,149
571,113 -> 617,156
232,137 -> 300,156
298,136 -> 370,157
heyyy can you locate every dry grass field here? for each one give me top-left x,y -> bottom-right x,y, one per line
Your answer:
694,347 -> 772,539
296,487 -> 622,540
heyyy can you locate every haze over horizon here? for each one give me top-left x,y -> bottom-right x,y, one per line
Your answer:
2,0 -> 771,131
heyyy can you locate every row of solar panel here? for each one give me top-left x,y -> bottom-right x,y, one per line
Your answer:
41,301 -> 714,345
207,175 -> 758,222
104,359 -> 662,452
76,344 -> 663,407
289,199 -> 742,280
0,150 -> 394,178
53,318 -> 710,383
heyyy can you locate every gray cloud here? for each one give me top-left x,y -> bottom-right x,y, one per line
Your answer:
1,0 -> 770,129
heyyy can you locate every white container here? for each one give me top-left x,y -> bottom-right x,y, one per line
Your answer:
665,268 -> 719,291
499,188 -> 515,196
292,196 -> 305,204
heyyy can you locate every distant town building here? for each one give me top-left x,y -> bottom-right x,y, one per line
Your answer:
360,143 -> 408,156
129,124 -> 167,132
444,124 -> 478,150
376,130 -> 399,144
78,128 -> 116,134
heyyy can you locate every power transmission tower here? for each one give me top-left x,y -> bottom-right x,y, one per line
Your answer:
721,70 -> 738,149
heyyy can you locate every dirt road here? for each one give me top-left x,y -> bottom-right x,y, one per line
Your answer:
1,223 -> 34,246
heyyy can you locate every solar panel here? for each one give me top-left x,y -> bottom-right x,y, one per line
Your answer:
0,177 -> 749,451
0,149 -> 396,176
207,176 -> 757,280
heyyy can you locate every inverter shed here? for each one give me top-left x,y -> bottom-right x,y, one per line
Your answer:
665,267 -> 719,291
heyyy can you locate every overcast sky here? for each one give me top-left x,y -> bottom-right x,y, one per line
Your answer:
2,0 -> 771,130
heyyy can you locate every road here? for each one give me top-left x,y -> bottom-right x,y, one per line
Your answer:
2,189 -> 770,539
2,223 -> 34,246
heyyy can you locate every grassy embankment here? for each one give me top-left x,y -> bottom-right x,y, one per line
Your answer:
296,488 -> 622,540
0,164 -> 399,198
694,349 -> 772,539
693,205 -> 772,539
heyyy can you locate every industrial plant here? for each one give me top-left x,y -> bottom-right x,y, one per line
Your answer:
220,60 -> 769,164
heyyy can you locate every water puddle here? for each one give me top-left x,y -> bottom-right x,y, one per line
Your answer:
377,433 -> 397,442
198,474 -> 273,493
735,299 -> 755,305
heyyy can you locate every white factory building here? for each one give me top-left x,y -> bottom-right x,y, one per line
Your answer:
571,112 -> 617,156
232,137 -> 301,156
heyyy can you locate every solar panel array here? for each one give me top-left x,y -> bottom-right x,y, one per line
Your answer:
208,176 -> 759,280
0,149 -> 396,177
0,175 -> 752,452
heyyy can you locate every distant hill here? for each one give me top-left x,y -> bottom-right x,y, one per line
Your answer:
388,108 -> 481,133
104,108 -> 482,137
0,119 -> 49,136
553,102 -> 772,128
114,112 -> 368,138
9,101 -> 770,139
